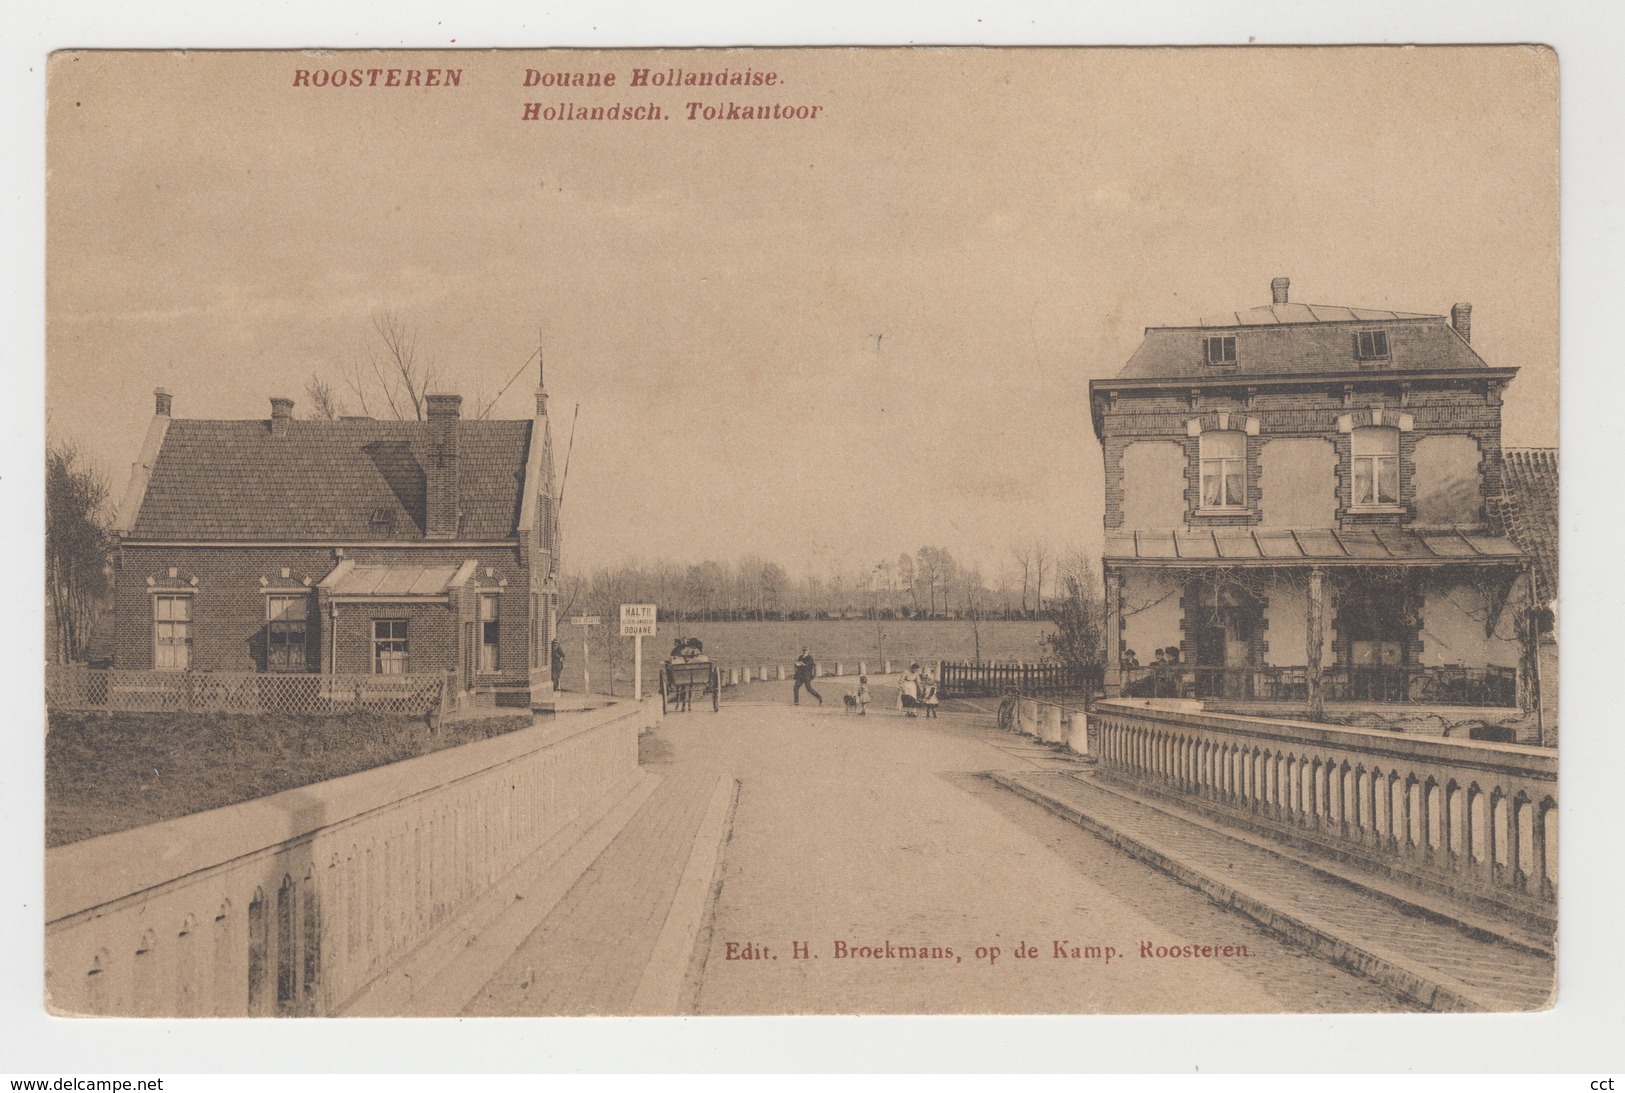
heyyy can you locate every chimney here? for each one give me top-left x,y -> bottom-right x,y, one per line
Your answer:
1271,277 -> 1290,306
269,396 -> 294,437
154,388 -> 172,417
1451,303 -> 1473,344
424,393 -> 462,538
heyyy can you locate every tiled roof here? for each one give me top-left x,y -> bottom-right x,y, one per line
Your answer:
128,418 -> 531,541
1196,303 -> 1437,327
1495,448 -> 1559,604
1104,526 -> 1524,565
1115,311 -> 1492,381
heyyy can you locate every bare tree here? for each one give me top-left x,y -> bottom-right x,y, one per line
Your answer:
1032,541 -> 1049,614
1011,543 -> 1033,616
342,311 -> 442,420
47,441 -> 113,664
304,373 -> 344,420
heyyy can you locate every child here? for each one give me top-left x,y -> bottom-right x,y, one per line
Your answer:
921,672 -> 940,719
856,676 -> 871,716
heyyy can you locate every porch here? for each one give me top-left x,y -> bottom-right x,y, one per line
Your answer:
1121,663 -> 1517,708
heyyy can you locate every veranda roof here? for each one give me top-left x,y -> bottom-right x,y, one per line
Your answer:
319,559 -> 477,598
1104,527 -> 1525,567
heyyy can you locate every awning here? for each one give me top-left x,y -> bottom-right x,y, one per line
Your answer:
1104,527 -> 1525,567
318,558 -> 477,599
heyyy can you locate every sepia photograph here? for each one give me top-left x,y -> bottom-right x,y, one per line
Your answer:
35,38 -> 1570,1040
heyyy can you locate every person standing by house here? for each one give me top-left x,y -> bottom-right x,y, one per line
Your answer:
899,662 -> 922,717
550,639 -> 565,692
793,648 -> 823,706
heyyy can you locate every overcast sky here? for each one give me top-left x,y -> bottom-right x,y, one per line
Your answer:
46,47 -> 1558,581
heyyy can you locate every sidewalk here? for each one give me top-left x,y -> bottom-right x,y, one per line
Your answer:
990,767 -> 1555,1011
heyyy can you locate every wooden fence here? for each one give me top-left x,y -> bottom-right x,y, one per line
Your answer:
938,661 -> 1099,699
47,666 -> 450,719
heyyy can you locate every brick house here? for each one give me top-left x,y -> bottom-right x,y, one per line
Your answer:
109,381 -> 562,707
1089,278 -> 1539,717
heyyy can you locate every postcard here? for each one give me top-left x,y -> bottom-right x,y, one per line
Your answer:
43,45 -> 1558,1020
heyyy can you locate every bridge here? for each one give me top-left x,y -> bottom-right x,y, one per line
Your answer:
45,678 -> 1554,1017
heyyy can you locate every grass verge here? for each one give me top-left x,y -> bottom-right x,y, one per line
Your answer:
47,710 -> 534,847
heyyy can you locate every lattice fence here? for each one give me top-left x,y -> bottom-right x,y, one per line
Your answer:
47,667 -> 449,718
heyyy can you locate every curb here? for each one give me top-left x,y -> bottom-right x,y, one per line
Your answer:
985,770 -> 1526,1013
628,774 -> 740,1014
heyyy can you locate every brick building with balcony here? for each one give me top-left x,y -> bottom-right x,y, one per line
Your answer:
1089,278 -> 1546,735
107,377 -> 562,709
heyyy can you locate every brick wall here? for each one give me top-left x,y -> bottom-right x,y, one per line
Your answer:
1100,377 -> 1505,532
112,544 -> 535,695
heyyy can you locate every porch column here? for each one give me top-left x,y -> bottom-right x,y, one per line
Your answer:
1104,568 -> 1123,696
1518,564 -> 1540,723
1306,567 -> 1325,719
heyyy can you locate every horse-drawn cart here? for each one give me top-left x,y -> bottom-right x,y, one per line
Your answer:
659,658 -> 720,714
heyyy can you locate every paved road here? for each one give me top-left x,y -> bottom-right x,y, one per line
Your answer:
644,694 -> 1415,1015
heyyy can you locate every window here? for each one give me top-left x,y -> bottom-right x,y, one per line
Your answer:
373,619 -> 409,674
479,593 -> 500,672
1352,426 -> 1400,506
266,594 -> 309,671
1203,335 -> 1236,366
153,595 -> 193,670
1199,431 -> 1247,509
1353,329 -> 1391,361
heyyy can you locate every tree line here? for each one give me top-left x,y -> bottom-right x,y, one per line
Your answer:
560,542 -> 1081,624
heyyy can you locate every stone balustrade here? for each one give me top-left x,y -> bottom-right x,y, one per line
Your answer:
1004,695 -> 1089,755
1091,698 -> 1556,923
46,699 -> 658,1017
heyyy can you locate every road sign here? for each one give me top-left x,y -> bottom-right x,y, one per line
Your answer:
621,604 -> 658,701
620,604 -> 658,637
569,615 -> 602,626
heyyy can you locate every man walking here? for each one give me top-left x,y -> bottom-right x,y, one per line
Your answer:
550,638 -> 565,692
793,648 -> 823,706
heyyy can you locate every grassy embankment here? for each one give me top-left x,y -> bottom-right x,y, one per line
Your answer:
46,710 -> 533,847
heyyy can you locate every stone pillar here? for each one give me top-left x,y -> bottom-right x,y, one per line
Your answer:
1104,569 -> 1123,696
1306,567 -> 1325,719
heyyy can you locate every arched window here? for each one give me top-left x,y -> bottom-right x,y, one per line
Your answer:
1352,426 -> 1400,506
1200,431 -> 1246,509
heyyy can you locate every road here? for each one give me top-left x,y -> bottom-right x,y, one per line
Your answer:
643,690 -> 1415,1015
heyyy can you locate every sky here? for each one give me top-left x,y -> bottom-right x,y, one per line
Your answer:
46,47 -> 1558,583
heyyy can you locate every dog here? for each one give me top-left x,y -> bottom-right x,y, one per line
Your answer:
842,693 -> 859,715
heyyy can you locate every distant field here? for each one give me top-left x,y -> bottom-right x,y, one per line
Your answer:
559,618 -> 1058,695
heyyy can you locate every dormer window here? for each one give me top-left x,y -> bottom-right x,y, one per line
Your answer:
369,507 -> 396,535
1203,335 -> 1237,367
1353,329 -> 1391,362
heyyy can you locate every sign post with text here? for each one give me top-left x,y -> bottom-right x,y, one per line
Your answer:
620,604 -> 658,701
568,615 -> 601,695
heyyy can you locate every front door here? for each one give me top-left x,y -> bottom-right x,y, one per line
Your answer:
1194,614 -> 1256,698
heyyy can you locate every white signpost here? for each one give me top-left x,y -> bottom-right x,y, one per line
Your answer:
568,615 -> 601,695
620,604 -> 658,701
